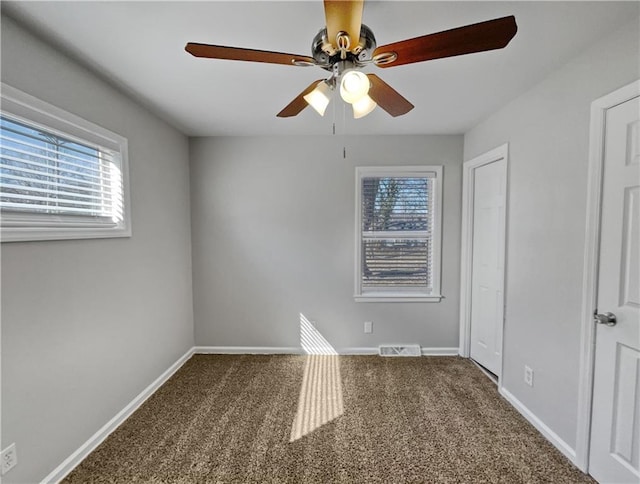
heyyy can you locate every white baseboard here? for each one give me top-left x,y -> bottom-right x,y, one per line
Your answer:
194,346 -> 301,354
499,386 -> 577,465
422,347 -> 459,356
194,346 -> 372,355
40,347 -> 195,484
194,346 -> 459,356
338,347 -> 377,355
339,347 -> 459,356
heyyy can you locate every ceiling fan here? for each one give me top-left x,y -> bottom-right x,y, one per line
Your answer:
185,1 -> 517,119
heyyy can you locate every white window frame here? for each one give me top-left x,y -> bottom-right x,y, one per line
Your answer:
354,165 -> 443,302
1,83 -> 131,242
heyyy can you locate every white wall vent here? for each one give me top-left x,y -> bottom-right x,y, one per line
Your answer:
378,344 -> 421,357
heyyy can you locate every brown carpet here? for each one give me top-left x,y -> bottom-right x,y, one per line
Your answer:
64,355 -> 594,483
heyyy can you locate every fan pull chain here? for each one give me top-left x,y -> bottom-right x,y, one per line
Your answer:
342,101 -> 347,158
342,100 -> 346,132
331,93 -> 337,136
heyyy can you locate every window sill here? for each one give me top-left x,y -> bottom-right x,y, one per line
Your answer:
354,295 -> 443,303
1,225 -> 132,243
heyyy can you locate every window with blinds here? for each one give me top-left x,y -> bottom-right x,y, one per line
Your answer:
355,166 -> 443,301
1,84 -> 130,242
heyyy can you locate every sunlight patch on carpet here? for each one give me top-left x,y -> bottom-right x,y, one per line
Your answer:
290,314 -> 344,441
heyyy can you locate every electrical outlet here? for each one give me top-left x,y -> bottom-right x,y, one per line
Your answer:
1,443 -> 17,475
524,366 -> 534,387
364,321 -> 373,334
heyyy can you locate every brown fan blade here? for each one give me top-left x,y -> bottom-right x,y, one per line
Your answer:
324,0 -> 364,51
185,43 -> 316,66
373,15 -> 517,68
277,80 -> 325,118
367,74 -> 414,117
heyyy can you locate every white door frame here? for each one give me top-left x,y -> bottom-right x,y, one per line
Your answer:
575,79 -> 640,473
459,143 -> 509,381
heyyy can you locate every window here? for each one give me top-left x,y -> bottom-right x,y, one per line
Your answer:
355,166 -> 443,302
1,84 -> 130,242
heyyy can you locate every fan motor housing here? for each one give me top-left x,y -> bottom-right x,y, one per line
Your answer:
312,24 -> 377,69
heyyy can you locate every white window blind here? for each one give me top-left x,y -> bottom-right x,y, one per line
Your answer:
0,84 -> 130,242
355,166 -> 443,302
1,115 -> 122,220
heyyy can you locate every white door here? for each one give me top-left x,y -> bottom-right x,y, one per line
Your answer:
589,95 -> 640,483
469,157 -> 507,376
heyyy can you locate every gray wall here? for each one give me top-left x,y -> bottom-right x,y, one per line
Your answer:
190,135 -> 463,351
464,18 -> 640,449
1,16 -> 194,484
3,6 -> 637,483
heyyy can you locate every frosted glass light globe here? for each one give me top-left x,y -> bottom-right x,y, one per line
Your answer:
339,70 -> 370,104
303,81 -> 332,116
352,94 -> 377,118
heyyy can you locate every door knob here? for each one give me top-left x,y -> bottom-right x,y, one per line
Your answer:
594,312 -> 617,327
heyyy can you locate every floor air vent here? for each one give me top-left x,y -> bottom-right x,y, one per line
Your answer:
378,344 -> 421,357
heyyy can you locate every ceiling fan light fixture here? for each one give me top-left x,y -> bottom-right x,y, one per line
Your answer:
187,8 -> 518,121
352,94 -> 377,119
339,69 -> 370,104
303,80 -> 333,116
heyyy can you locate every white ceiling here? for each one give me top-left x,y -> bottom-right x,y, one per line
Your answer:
3,1 -> 638,136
